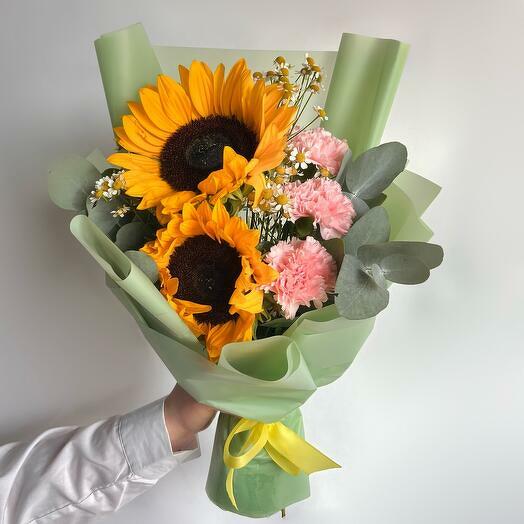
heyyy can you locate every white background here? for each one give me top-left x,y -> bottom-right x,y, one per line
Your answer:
1,1 -> 523,523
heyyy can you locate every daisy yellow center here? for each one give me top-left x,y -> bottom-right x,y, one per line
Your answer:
160,115 -> 258,192
168,235 -> 242,326
296,152 -> 306,163
276,194 -> 289,205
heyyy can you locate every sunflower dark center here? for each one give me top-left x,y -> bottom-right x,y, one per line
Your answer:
160,115 -> 258,192
168,235 -> 242,326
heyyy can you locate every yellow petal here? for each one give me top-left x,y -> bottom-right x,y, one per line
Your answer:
188,61 -> 214,117
178,65 -> 191,94
213,63 -> 225,114
128,101 -> 171,140
139,87 -> 178,132
157,74 -> 193,126
221,59 -> 247,117
122,115 -> 164,152
108,153 -> 160,173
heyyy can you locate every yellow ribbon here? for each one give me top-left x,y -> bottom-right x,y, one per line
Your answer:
223,417 -> 340,510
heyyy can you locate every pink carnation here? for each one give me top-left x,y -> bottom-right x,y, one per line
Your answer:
264,237 -> 337,319
285,177 -> 356,240
291,127 -> 349,176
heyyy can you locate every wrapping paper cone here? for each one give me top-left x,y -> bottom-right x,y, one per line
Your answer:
206,409 -> 310,517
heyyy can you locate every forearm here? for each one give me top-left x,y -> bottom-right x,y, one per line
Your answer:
0,398 -> 199,524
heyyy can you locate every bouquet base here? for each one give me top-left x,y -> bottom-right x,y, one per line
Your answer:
206,409 -> 310,518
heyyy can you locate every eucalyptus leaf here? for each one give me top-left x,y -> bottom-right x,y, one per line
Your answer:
335,150 -> 352,186
365,193 -> 388,207
48,155 -> 101,211
358,241 -> 444,269
379,254 -> 430,284
86,149 -> 114,173
322,238 -> 345,270
116,221 -> 153,252
259,318 -> 295,329
343,206 -> 390,255
371,263 -> 388,288
86,198 -> 120,237
335,254 -> 389,320
294,216 -> 314,237
345,192 -> 369,219
345,142 -> 407,200
125,250 -> 158,283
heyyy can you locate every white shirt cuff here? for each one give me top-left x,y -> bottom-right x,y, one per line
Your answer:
118,397 -> 200,479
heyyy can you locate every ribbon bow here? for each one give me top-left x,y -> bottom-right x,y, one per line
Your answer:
223,417 -> 340,509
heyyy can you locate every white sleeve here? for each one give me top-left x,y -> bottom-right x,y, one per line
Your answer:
0,398 -> 200,524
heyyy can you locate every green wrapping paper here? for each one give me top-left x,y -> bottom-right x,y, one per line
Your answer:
324,33 -> 409,157
206,409 -> 309,518
58,24 -> 440,517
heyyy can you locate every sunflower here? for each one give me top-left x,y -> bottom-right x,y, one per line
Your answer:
142,199 -> 278,361
108,59 -> 296,218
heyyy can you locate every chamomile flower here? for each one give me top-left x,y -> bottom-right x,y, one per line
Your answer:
285,165 -> 299,177
272,191 -> 291,214
110,205 -> 131,218
274,56 -> 291,70
289,147 -> 312,170
314,106 -> 328,121
89,170 -> 126,204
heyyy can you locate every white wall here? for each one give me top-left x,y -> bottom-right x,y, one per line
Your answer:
1,1 -> 523,522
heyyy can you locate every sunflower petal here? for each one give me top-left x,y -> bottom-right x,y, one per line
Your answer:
139,87 -> 178,132
108,153 -> 160,173
213,63 -> 225,115
221,59 -> 247,117
122,115 -> 164,151
128,101 -> 171,140
188,61 -> 214,117
157,74 -> 193,126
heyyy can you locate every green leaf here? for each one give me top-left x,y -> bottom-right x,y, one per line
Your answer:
335,254 -> 389,320
86,198 -> 120,237
379,254 -> 430,284
86,149 -> 114,173
371,263 -> 388,288
345,142 -> 408,200
364,193 -> 388,207
343,206 -> 390,255
345,192 -> 369,218
294,216 -> 314,237
48,155 -> 101,211
125,250 -> 158,283
358,241 -> 444,269
259,317 -> 295,329
115,221 -> 152,252
322,238 -> 345,271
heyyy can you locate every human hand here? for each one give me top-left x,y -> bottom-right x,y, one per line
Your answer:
164,384 -> 217,452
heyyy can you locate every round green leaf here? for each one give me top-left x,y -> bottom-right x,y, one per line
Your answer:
322,238 -> 345,270
343,206 -> 390,255
48,155 -> 101,211
358,241 -> 444,269
345,142 -> 408,200
125,250 -> 158,283
86,198 -> 120,237
379,254 -> 430,284
371,263 -> 388,288
345,192 -> 369,219
115,221 -> 152,252
294,216 -> 314,237
335,254 -> 389,320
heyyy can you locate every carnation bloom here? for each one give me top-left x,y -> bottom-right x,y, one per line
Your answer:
264,237 -> 337,319
290,127 -> 349,176
285,177 -> 356,240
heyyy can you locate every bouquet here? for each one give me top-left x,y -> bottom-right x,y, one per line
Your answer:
49,24 -> 443,518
